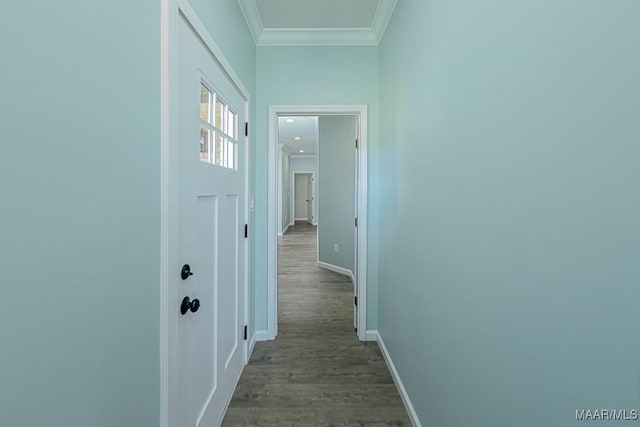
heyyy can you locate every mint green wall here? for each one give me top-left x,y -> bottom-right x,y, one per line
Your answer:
318,116 -> 356,273
0,1 -> 160,425
188,0 -> 256,93
378,1 -> 640,426
255,46 -> 380,330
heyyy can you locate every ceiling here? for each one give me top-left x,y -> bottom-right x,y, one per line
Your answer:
279,116 -> 317,155
238,0 -> 398,45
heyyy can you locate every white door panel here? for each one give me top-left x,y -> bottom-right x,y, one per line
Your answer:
177,15 -> 246,427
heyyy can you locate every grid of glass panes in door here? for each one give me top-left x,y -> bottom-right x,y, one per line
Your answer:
200,83 -> 238,169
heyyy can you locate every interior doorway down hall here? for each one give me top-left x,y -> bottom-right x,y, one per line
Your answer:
266,105 -> 369,341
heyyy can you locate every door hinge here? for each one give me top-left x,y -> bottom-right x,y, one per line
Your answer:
354,296 -> 358,306
245,122 -> 248,137
355,217 -> 358,227
244,224 -> 248,238
243,325 -> 248,340
355,138 -> 358,149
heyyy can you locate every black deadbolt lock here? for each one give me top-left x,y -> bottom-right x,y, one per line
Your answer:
181,264 -> 194,280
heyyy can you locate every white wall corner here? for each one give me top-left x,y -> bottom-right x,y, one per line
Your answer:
237,0 -> 262,43
371,0 -> 398,43
248,331 -> 257,358
374,331 -> 423,427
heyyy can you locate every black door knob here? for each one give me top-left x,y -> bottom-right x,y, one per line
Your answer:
181,264 -> 194,280
180,296 -> 201,315
180,296 -> 191,315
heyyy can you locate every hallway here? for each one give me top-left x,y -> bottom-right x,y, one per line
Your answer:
222,222 -> 410,426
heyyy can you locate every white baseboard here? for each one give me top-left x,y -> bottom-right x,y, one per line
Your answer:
365,330 -> 378,341
317,261 -> 354,282
254,329 -> 271,342
369,331 -> 422,427
278,223 -> 290,237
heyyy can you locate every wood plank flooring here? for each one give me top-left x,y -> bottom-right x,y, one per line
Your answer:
222,221 -> 411,426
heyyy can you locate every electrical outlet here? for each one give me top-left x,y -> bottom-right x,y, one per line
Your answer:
334,244 -> 339,253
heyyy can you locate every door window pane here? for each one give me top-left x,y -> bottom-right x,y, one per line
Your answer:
215,98 -> 224,130
200,84 -> 211,123
226,141 -> 236,169
226,110 -> 236,138
215,133 -> 223,166
200,126 -> 210,163
199,81 -> 238,170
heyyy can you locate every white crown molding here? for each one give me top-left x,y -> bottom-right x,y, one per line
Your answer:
238,0 -> 262,43
238,0 -> 398,46
371,0 -> 398,43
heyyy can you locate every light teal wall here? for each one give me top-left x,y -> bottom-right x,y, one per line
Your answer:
0,1 -> 160,425
290,157 -> 317,175
255,46 -> 380,330
188,0 -> 256,93
188,0 -> 257,333
318,116 -> 356,273
378,1 -> 640,426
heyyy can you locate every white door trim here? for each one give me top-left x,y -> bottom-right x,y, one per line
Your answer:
161,1 -> 251,425
267,105 -> 368,341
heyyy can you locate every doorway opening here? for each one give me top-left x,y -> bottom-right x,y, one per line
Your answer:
267,105 -> 368,341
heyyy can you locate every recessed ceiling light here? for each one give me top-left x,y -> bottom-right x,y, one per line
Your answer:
299,150 -> 304,153
294,137 -> 301,140
286,118 -> 294,123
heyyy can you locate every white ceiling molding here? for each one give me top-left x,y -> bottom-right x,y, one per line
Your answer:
370,0 -> 398,43
238,0 -> 397,46
238,0 -> 262,43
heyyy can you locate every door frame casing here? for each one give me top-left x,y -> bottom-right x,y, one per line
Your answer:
160,1 -> 251,425
267,105 -> 368,341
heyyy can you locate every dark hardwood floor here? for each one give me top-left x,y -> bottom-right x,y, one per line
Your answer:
222,221 -> 411,426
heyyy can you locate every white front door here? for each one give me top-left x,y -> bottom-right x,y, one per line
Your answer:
176,14 -> 246,426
